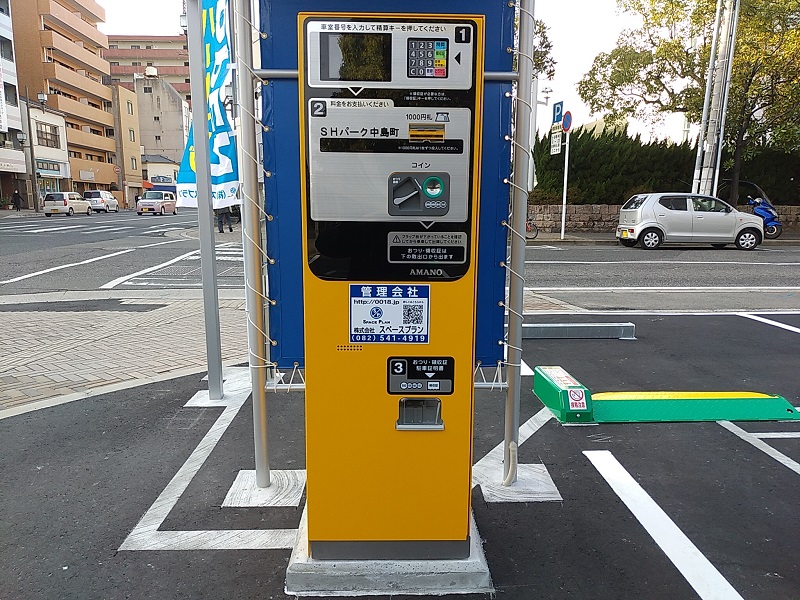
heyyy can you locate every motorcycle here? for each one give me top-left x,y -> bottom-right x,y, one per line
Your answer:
747,195 -> 782,239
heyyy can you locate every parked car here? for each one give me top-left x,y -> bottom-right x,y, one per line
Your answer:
136,191 -> 178,215
43,192 -> 93,217
616,192 -> 763,250
84,190 -> 119,213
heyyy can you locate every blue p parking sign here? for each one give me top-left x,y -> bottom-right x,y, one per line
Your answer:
552,101 -> 563,124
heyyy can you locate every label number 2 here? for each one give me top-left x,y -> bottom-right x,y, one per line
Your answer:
311,101 -> 327,117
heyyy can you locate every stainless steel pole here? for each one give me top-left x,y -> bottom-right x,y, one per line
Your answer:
234,0 -> 271,487
504,0 -> 535,485
187,0 -> 224,400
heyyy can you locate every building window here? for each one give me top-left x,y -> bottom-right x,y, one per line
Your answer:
154,116 -> 160,122
143,87 -> 152,94
111,79 -> 120,83
3,83 -> 17,106
105,128 -> 115,137
184,78 -> 190,83
127,101 -> 134,115
36,122 -> 61,148
184,62 -> 189,66
146,45 -> 152,49
131,157 -> 138,170
146,62 -> 153,67
128,129 -> 135,142
131,61 -> 141,66
110,61 -> 119,66
155,135 -> 161,141
130,45 -> 140,49
68,151 -> 81,158
109,44 -> 118,49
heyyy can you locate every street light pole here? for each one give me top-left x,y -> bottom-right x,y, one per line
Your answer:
23,86 -> 40,212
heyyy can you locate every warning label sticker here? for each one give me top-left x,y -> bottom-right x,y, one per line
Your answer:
387,231 -> 467,264
568,389 -> 588,411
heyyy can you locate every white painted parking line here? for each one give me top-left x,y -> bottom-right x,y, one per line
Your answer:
101,249 -> 201,289
738,313 -> 800,334
0,248 -> 136,285
83,226 -> 135,234
752,432 -> 800,439
718,421 -> 800,476
119,383 -> 297,551
585,450 -> 745,600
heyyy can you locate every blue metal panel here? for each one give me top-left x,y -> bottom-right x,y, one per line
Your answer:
261,1 -> 514,368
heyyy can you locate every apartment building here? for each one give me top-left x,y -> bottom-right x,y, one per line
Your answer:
111,85 -> 143,207
134,74 -> 190,165
0,0 -> 28,206
12,0 -> 118,194
105,35 -> 191,103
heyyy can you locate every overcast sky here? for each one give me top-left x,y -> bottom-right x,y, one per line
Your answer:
98,0 -> 641,135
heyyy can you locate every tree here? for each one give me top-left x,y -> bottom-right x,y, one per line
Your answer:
577,0 -> 800,203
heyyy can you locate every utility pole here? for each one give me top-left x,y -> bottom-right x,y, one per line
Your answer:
693,0 -> 740,197
23,86 -> 40,213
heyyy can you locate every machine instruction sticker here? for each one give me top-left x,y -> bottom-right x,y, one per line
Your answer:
387,356 -> 455,394
568,389 -> 588,411
388,231 -> 467,264
350,284 -> 430,343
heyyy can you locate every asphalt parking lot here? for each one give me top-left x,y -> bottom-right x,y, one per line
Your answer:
2,311 -> 799,599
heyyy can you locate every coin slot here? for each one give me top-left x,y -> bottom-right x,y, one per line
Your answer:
396,398 -> 444,430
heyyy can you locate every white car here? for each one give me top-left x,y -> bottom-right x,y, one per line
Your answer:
43,192 -> 93,217
136,191 -> 178,215
616,192 -> 763,250
84,190 -> 119,213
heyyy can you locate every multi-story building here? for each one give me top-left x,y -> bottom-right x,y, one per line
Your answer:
105,35 -> 191,103
12,0 -> 118,194
20,96 -> 70,199
111,85 -> 142,207
134,74 -> 190,165
142,154 -> 179,194
0,0 -> 28,206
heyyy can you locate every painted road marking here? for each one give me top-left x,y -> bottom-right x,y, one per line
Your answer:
718,421 -> 800,476
752,432 -> 800,439
83,226 -> 135,234
101,250 -> 201,289
26,224 -> 88,234
585,450 -> 745,600
526,260 -> 800,266
525,286 -> 800,292
0,248 -> 136,285
738,313 -> 800,334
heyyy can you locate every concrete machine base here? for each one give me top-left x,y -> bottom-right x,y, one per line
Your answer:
285,509 -> 494,597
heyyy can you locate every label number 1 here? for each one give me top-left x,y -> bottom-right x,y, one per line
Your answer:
455,26 -> 471,44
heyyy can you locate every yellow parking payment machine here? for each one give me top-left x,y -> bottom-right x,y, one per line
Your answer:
299,12 -> 484,560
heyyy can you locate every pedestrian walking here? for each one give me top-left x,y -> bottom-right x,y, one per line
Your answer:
12,190 -> 23,212
216,205 -> 234,233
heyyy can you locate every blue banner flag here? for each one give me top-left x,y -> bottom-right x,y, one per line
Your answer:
177,0 -> 240,208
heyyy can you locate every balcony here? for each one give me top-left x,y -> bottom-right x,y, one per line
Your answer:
111,65 -> 189,77
48,94 -> 114,128
39,0 -> 107,51
104,48 -> 189,60
56,0 -> 105,25
42,62 -> 112,103
70,157 -> 117,185
66,127 -> 116,153
41,30 -> 110,77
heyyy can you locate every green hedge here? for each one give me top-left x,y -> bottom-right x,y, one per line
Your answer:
531,128 -> 800,205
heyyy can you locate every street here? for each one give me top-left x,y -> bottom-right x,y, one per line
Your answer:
2,214 -> 800,599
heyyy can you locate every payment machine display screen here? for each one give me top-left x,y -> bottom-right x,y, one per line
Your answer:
320,33 -> 392,82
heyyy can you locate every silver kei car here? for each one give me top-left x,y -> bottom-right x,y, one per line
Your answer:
616,192 -> 763,250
